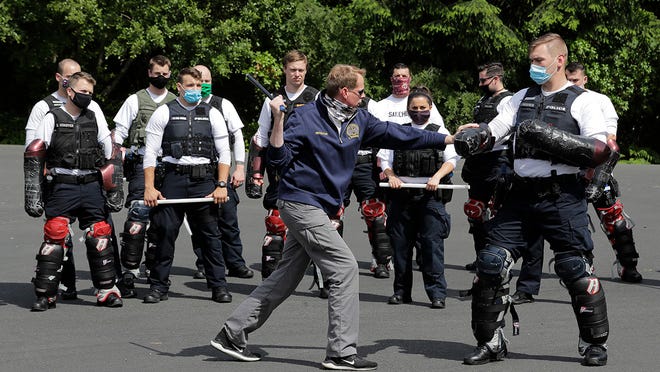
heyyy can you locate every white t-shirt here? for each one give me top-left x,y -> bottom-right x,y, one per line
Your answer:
488,83 -> 608,177
204,95 -> 246,163
377,94 -> 445,127
113,88 -> 174,153
143,98 -> 231,168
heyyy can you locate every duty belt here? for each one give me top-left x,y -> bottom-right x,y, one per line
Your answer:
356,153 -> 373,164
513,173 -> 580,199
164,162 -> 215,178
50,172 -> 99,185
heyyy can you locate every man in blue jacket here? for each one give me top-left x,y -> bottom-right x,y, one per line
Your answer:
210,64 -> 455,371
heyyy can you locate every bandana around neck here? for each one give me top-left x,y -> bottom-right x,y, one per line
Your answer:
321,93 -> 357,125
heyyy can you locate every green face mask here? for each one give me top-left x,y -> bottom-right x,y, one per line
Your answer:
201,83 -> 212,98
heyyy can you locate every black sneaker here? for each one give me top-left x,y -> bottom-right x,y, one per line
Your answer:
211,327 -> 261,362
321,355 -> 377,370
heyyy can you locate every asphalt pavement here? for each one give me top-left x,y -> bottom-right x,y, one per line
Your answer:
1,144 -> 659,371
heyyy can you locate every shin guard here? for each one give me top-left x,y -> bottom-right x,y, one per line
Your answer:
120,220 -> 146,271
85,221 -> 116,290
33,242 -> 64,298
566,276 -> 609,345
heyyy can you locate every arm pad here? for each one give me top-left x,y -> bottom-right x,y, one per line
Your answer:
454,123 -> 494,157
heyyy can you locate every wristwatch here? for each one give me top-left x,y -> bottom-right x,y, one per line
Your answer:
215,180 -> 227,188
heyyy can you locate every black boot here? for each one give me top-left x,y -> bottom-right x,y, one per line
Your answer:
463,343 -> 507,365
31,297 -> 56,312
582,344 -> 607,366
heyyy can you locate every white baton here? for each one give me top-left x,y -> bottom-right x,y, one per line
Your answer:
136,198 -> 215,206
378,182 -> 470,189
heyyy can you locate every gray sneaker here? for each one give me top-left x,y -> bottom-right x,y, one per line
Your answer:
321,354 -> 377,370
211,327 -> 261,362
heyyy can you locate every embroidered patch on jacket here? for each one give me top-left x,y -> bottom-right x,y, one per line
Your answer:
346,123 -> 360,139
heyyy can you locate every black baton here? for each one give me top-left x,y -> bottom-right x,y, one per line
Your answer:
245,74 -> 286,112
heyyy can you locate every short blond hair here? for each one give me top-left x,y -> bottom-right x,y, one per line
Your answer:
528,33 -> 568,58
326,64 -> 366,97
68,71 -> 96,87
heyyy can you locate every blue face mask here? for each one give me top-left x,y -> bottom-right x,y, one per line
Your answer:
183,89 -> 202,103
529,58 -> 557,85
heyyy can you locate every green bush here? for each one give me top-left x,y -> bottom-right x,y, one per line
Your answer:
620,145 -> 660,164
0,113 -> 25,145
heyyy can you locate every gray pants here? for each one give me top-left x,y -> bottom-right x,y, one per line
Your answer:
224,200 -> 359,357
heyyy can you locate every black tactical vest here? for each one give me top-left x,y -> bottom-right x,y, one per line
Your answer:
43,95 -> 64,110
473,90 -> 513,123
514,85 -> 585,161
47,107 -> 103,170
161,100 -> 215,159
392,123 -> 443,177
127,89 -> 177,147
277,85 -> 319,125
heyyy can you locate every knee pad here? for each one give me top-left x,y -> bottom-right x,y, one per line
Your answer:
566,276 -> 609,345
127,201 -> 151,222
464,198 -> 487,222
261,234 -> 284,279
33,242 -> 64,298
553,251 -> 592,284
360,198 -> 386,221
120,220 -> 147,270
597,200 -> 633,236
85,221 -> 116,289
44,217 -> 70,245
265,209 -> 287,236
366,216 -> 392,264
477,245 -> 514,285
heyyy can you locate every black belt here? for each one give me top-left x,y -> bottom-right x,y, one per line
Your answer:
51,172 -> 99,185
356,154 -> 373,164
513,173 -> 580,198
164,162 -> 214,177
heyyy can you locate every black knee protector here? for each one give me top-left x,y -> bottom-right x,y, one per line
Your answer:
470,245 -> 514,344
367,216 -> 392,264
33,242 -> 64,298
85,222 -> 116,289
261,234 -> 284,279
566,276 -> 609,345
553,251 -> 593,283
120,220 -> 146,270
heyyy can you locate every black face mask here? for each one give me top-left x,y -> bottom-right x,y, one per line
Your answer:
149,75 -> 170,89
479,84 -> 492,96
71,90 -> 92,109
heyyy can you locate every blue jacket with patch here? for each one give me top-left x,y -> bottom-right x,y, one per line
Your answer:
267,97 -> 447,216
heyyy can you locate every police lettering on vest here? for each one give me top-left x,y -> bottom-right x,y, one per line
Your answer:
515,85 -> 585,162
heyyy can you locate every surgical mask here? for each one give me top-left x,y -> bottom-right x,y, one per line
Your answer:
529,58 -> 557,85
201,83 -> 212,98
70,90 -> 92,109
183,89 -> 202,103
391,76 -> 411,96
149,75 -> 170,89
408,110 -> 431,125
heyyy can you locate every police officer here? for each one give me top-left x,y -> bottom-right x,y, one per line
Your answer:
25,59 -> 123,302
112,55 -> 177,297
245,50 -> 319,280
28,71 -> 123,310
456,33 -> 611,366
142,67 -> 232,304
566,62 -> 642,283
190,64 -> 253,280
461,62 -> 544,305
346,97 -> 393,279
378,87 -> 458,309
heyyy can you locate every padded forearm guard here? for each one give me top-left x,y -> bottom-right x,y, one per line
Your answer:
454,124 -> 495,157
100,144 -> 125,212
585,139 -> 620,202
246,137 -> 266,199
24,139 -> 47,217
517,119 -> 611,168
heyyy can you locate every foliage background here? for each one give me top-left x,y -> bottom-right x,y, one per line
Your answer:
1,0 -> 658,161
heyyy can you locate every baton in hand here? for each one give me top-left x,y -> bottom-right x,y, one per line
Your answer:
245,73 -> 286,112
135,198 -> 214,206
379,182 -> 470,190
